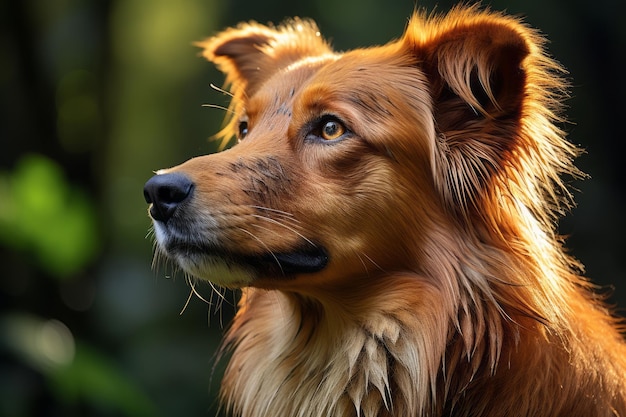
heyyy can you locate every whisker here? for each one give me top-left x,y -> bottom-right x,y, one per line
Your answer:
209,284 -> 233,329
246,205 -> 301,227
180,282 -> 195,315
144,226 -> 155,240
151,246 -> 165,273
210,83 -> 234,97
202,103 -> 236,114
180,273 -> 219,322
208,281 -> 229,307
362,252 -> 385,273
207,286 -> 218,327
190,277 -> 213,306
250,222 -> 310,253
355,251 -> 370,276
147,234 -> 232,326
246,205 -> 297,219
250,214 -> 315,247
250,223 -> 276,235
236,227 -> 284,275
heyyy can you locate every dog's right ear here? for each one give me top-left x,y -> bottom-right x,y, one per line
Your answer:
198,20 -> 332,100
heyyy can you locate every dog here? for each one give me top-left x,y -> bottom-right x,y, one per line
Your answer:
143,5 -> 626,416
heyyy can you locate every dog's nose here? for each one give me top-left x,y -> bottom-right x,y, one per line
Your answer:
143,173 -> 194,222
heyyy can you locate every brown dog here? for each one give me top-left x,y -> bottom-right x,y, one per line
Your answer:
144,6 -> 626,416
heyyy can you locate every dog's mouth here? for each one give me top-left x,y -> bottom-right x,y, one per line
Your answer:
164,239 -> 329,285
256,248 -> 329,275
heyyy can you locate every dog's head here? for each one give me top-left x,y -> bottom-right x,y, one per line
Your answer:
144,7 -> 575,291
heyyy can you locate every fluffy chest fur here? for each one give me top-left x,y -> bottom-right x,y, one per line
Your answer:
221,286 -> 439,417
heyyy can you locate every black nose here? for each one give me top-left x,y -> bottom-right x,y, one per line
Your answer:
143,173 -> 194,222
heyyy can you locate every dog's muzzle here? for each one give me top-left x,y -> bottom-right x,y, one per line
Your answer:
143,172 -> 329,284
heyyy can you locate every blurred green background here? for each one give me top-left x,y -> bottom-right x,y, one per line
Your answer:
0,0 -> 624,416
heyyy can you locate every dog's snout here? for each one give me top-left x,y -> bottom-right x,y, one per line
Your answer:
143,173 -> 194,222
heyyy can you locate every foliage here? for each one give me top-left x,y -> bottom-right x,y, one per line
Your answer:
0,154 -> 99,279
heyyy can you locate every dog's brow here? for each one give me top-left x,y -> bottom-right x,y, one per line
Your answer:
285,54 -> 338,72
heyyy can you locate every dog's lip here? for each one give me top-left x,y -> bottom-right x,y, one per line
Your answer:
262,249 -> 329,275
166,240 -> 329,277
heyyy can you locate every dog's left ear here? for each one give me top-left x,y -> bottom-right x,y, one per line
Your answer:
198,20 -> 332,100
404,9 -> 542,214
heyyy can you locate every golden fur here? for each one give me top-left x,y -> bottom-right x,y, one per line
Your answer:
144,6 -> 626,416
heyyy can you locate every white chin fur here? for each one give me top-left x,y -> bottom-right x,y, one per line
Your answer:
176,254 -> 254,287
152,222 -> 254,287
153,222 -> 168,246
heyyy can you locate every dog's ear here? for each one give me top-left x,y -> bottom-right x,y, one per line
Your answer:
198,20 -> 332,99
404,9 -> 552,215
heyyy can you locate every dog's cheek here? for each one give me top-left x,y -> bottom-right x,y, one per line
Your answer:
294,156 -> 411,264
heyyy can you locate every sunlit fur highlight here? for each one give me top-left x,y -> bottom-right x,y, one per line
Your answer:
153,5 -> 626,416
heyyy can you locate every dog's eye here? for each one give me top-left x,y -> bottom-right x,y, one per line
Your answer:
237,121 -> 249,140
306,116 -> 351,143
321,120 -> 345,140
319,118 -> 346,141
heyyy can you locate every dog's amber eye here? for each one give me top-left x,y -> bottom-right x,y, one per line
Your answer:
306,116 -> 350,143
320,120 -> 345,141
237,121 -> 249,140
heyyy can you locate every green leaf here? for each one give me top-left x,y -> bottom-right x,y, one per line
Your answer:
0,154 -> 100,279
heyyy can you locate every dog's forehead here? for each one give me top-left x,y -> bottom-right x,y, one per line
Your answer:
285,54 -> 339,73
247,54 -> 338,112
277,55 -> 338,94
250,48 -> 405,106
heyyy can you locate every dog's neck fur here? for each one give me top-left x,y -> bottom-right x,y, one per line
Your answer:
221,279 -> 446,417
218,226 -> 625,417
